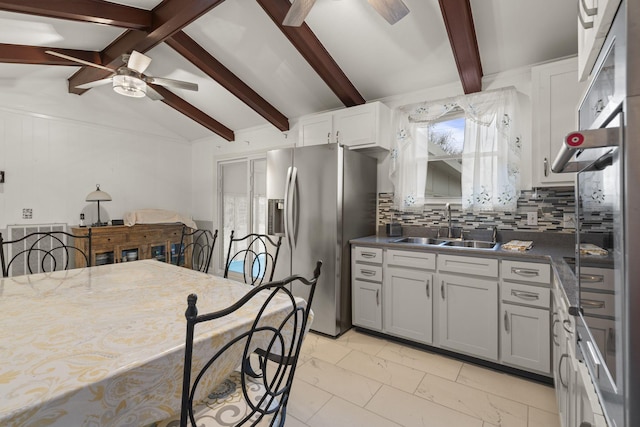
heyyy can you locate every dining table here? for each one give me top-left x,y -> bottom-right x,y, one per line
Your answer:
0,259 -> 307,427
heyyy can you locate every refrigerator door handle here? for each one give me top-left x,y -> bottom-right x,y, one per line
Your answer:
284,166 -> 298,251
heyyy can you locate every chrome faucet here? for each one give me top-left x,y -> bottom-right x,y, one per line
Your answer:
492,225 -> 498,243
445,203 -> 452,238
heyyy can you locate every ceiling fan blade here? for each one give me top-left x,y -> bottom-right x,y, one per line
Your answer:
45,50 -> 115,72
146,77 -> 198,92
75,77 -> 114,90
145,85 -> 164,101
282,0 -> 316,27
127,50 -> 152,74
368,0 -> 410,24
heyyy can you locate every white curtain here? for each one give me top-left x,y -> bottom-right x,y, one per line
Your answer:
389,87 -> 521,212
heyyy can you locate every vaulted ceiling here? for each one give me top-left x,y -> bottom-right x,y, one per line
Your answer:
0,0 -> 578,142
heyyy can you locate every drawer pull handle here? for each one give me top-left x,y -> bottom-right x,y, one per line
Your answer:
580,274 -> 604,283
376,289 -> 380,306
426,279 -> 430,298
511,267 -> 539,277
361,252 -> 377,259
441,281 -> 445,300
582,299 -> 605,309
511,290 -> 540,300
360,269 -> 376,277
504,310 -> 509,333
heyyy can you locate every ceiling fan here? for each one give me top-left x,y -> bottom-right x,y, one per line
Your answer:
45,50 -> 198,101
283,0 -> 410,26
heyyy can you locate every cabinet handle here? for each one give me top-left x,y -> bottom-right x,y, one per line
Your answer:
426,279 -> 430,298
511,267 -> 539,277
441,281 -> 445,300
511,289 -> 540,300
327,132 -> 331,144
360,269 -> 376,277
563,319 -> 574,334
376,289 -> 380,306
558,353 -> 569,388
336,130 -> 340,143
579,423 -> 593,427
552,318 -> 560,346
580,0 -> 597,16
543,157 -> 549,177
607,328 -> 616,353
361,252 -> 377,259
586,341 -> 602,378
504,311 -> 509,333
578,2 -> 594,29
580,274 -> 604,283
582,299 -> 605,309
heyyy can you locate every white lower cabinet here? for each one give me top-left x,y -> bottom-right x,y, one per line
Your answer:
352,280 -> 382,331
438,273 -> 499,361
501,303 -> 550,373
384,267 -> 433,344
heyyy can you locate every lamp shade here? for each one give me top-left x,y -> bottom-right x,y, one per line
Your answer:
86,185 -> 112,202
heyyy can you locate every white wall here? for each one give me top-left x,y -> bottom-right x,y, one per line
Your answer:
0,108 -> 192,230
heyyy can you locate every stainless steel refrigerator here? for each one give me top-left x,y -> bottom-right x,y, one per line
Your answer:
266,143 -> 377,337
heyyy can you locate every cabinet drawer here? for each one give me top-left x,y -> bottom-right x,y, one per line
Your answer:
354,246 -> 383,264
502,282 -> 550,309
94,234 -> 126,245
502,260 -> 550,284
581,290 -> 615,318
353,264 -> 382,282
579,266 -> 614,292
386,249 -> 435,270
438,254 -> 498,278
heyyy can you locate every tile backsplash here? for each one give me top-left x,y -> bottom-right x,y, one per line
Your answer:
378,188 -> 610,234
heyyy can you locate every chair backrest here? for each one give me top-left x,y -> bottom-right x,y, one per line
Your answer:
224,231 -> 283,285
0,230 -> 92,277
180,261 -> 322,427
177,227 -> 217,273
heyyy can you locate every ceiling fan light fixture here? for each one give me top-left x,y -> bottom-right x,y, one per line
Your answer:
112,73 -> 146,98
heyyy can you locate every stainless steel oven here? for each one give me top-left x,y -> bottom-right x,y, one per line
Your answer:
551,1 -> 640,425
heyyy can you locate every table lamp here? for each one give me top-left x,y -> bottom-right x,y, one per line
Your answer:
86,184 -> 112,226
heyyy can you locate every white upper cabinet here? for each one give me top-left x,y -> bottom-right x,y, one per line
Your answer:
578,0 -> 622,81
298,101 -> 391,150
531,57 -> 587,187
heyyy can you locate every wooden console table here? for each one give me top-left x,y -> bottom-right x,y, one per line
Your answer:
71,223 -> 189,267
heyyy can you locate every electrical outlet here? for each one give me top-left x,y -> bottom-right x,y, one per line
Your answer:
527,211 -> 538,226
22,208 -> 33,219
563,213 -> 576,229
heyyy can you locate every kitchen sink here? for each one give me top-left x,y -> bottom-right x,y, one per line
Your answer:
442,240 -> 499,250
391,237 -> 446,245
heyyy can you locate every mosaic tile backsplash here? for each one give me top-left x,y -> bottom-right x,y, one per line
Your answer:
379,188 -> 612,234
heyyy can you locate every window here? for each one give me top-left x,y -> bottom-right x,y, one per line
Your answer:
218,158 -> 267,275
417,114 -> 465,200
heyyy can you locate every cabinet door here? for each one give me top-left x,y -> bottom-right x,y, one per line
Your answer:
501,304 -> 550,374
438,274 -> 498,361
334,103 -> 379,148
384,268 -> 432,344
532,57 -> 586,186
298,113 -> 333,147
352,279 -> 382,331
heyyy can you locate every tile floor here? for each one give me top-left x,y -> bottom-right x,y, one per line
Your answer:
287,329 -> 560,427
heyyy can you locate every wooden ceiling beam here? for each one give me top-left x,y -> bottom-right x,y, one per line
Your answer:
438,0 -> 483,94
166,31 -> 290,132
0,43 -> 101,66
0,0 -> 152,30
68,0 -> 227,93
151,85 -> 234,141
256,0 -> 365,107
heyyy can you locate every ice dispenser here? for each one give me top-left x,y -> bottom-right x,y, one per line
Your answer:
268,199 -> 285,235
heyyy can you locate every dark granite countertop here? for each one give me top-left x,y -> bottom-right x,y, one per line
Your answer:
350,230 -> 584,308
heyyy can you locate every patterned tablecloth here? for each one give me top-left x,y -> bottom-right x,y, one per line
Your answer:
0,260 -> 305,427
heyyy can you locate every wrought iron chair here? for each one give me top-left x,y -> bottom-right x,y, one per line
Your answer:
155,261 -> 321,427
176,227 -> 217,273
0,229 -> 92,277
224,231 -> 282,286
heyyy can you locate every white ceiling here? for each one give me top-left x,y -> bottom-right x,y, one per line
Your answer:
0,0 -> 578,142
